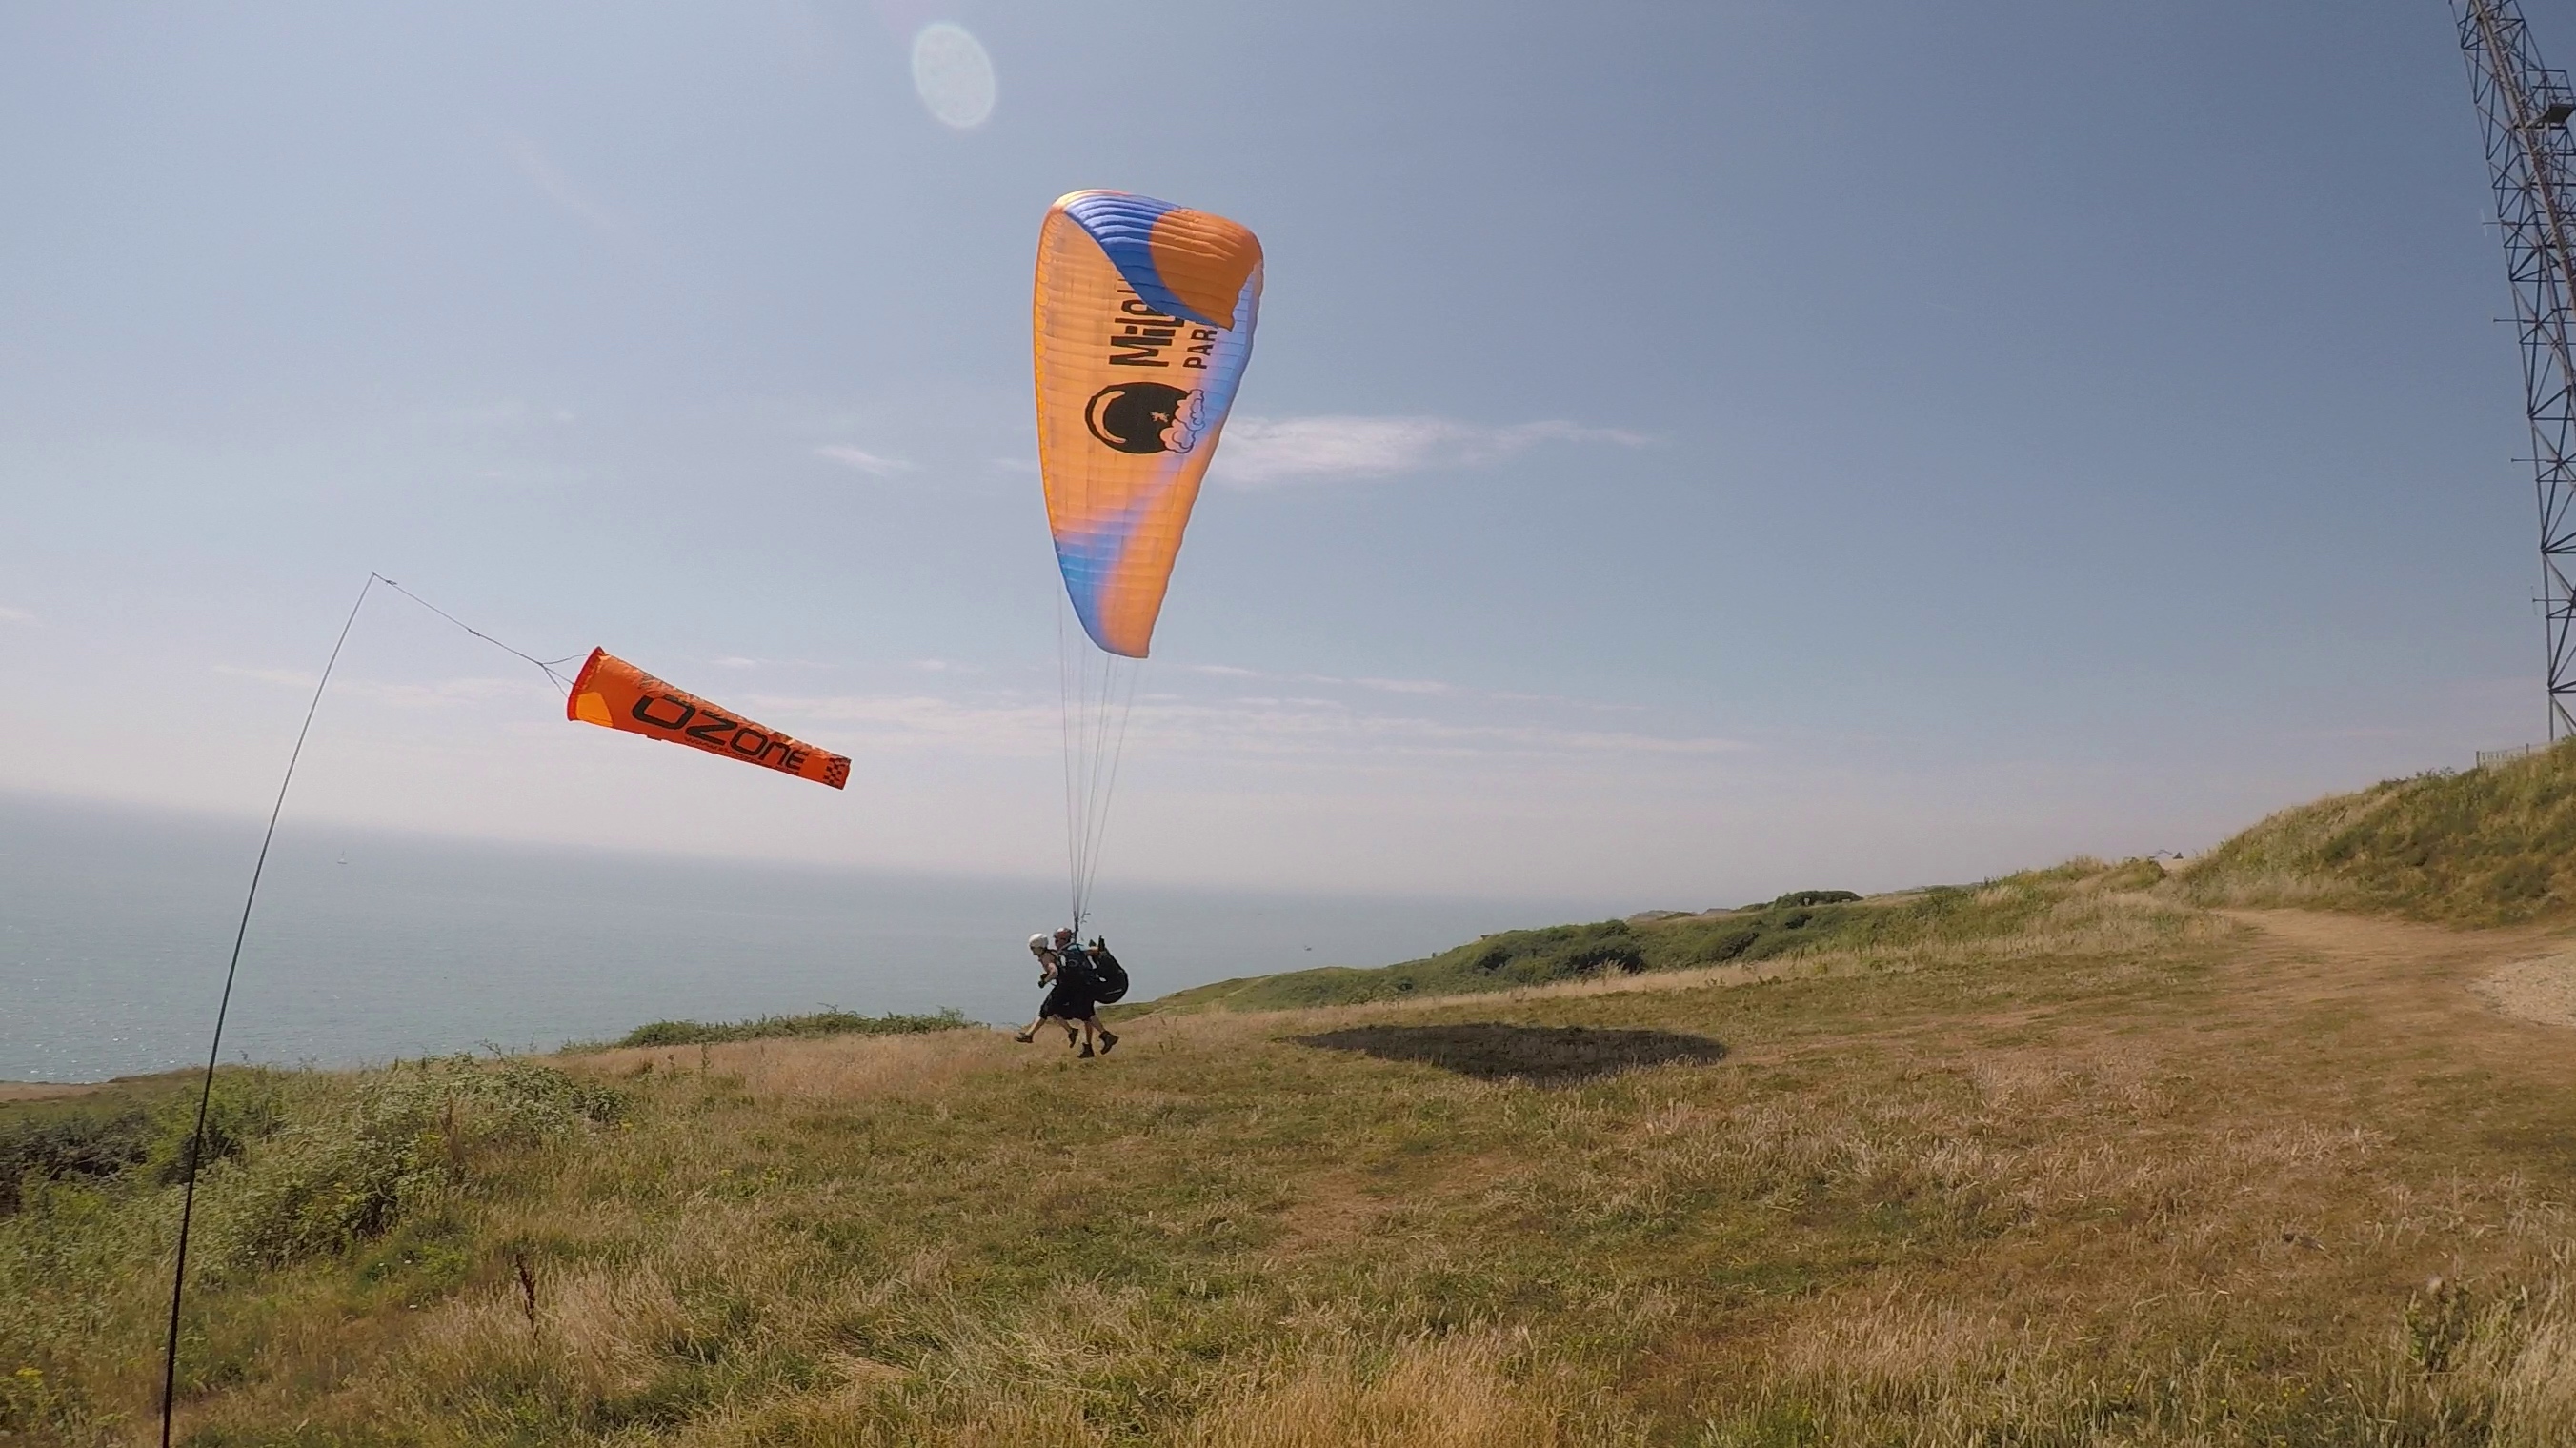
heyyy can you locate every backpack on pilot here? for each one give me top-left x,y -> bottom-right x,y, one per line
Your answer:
1086,937 -> 1130,1004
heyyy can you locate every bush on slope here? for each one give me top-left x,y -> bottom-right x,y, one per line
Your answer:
2183,741 -> 2576,924
1141,865 -> 2167,1014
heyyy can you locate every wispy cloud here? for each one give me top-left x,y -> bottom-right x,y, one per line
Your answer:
214,666 -> 547,708
497,132 -> 628,240
1351,677 -> 1452,696
336,677 -> 553,708
814,444 -> 915,476
1213,415 -> 1650,488
1182,662 -> 1637,712
708,655 -> 837,673
747,687 -> 1733,763
214,665 -> 319,689
0,606 -> 31,624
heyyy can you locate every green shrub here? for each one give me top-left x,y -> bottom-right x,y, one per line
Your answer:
1698,929 -> 1761,963
578,1007 -> 972,1051
206,1056 -> 619,1270
148,1070 -> 290,1185
1564,942 -> 1647,974
0,1071 -> 288,1215
0,1107 -> 151,1215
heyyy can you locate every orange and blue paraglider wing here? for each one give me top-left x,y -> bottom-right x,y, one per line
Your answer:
1034,191 -> 1262,658
566,649 -> 849,790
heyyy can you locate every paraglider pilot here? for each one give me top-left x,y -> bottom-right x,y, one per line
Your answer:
1014,927 -> 1119,1057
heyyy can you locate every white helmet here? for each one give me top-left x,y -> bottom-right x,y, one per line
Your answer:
1028,933 -> 1052,954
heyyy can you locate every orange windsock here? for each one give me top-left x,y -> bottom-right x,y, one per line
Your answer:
566,649 -> 849,790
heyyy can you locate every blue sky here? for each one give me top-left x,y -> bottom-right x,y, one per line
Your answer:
0,1 -> 2552,903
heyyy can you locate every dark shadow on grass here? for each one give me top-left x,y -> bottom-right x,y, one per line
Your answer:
1291,1024 -> 1727,1086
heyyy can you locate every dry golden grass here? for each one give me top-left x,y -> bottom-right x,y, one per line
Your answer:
574,1027 -> 1027,1103
1172,1330 -> 1617,1448
25,862 -> 2576,1444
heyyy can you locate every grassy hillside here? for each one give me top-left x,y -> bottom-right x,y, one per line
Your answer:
1141,866 -> 2165,1015
2183,740 -> 2576,923
24,855 -> 2576,1442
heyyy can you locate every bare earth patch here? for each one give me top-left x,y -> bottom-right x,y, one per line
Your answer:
2472,947 -> 2576,1028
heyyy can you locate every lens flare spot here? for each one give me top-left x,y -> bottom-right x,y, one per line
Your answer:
911,23 -> 996,130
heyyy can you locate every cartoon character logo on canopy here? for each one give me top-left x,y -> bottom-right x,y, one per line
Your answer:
1085,382 -> 1206,456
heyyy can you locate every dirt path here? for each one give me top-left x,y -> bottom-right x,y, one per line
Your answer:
2220,907 -> 2576,1061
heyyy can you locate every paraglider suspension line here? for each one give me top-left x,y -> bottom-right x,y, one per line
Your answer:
1078,654 -> 1142,928
1057,593 -> 1145,932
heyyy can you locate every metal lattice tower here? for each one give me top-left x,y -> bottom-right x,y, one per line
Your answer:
2454,0 -> 2576,740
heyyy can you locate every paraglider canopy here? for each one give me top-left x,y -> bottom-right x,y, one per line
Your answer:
1034,191 -> 1263,659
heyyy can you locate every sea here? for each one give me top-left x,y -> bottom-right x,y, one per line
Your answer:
0,792 -> 1596,1084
